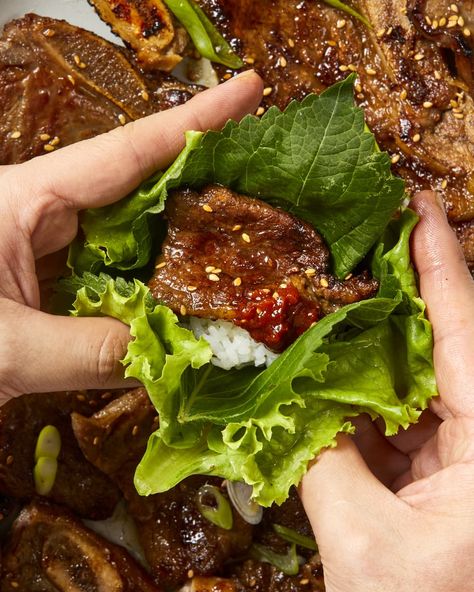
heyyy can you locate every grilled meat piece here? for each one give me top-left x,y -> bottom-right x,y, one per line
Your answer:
88,0 -> 190,71
1,501 -> 163,592
185,578 -> 238,591
0,390 -> 122,520
197,0 -> 474,270
0,14 -> 195,165
148,185 -> 378,351
72,389 -> 254,589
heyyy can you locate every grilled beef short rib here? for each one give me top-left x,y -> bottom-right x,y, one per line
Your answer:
148,185 -> 378,351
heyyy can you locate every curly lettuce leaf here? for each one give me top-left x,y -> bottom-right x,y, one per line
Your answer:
70,77 -> 405,279
164,0 -> 243,68
68,207 -> 436,506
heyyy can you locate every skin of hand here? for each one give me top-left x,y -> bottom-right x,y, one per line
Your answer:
0,70 -> 263,405
301,190 -> 474,592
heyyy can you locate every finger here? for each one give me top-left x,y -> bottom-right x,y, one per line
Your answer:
21,71 -> 263,210
300,436 -> 407,569
411,191 -> 474,416
1,299 -> 140,403
375,409 -> 441,455
352,415 -> 411,489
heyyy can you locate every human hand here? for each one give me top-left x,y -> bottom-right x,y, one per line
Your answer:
301,191 -> 474,592
0,71 -> 263,405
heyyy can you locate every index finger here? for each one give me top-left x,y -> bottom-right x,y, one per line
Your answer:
411,190 -> 474,417
20,71 -> 263,210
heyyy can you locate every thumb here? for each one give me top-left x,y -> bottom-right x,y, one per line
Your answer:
1,299 -> 139,402
300,436 -> 408,580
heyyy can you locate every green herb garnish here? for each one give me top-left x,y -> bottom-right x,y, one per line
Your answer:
251,543 -> 300,576
322,0 -> 371,28
273,524 -> 318,551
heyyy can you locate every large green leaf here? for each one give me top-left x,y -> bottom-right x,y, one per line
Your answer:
70,77 -> 405,279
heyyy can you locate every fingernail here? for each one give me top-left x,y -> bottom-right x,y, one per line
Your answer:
434,191 -> 447,217
230,69 -> 256,81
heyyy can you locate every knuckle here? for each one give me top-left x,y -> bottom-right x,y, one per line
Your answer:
94,327 -> 129,387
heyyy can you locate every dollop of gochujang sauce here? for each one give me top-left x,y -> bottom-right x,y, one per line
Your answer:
148,185 -> 379,352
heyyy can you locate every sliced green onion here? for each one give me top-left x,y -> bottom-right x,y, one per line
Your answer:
34,425 -> 61,461
34,457 -> 58,496
322,0 -> 371,28
196,484 -> 233,530
251,543 -> 300,576
273,524 -> 318,551
164,0 -> 243,69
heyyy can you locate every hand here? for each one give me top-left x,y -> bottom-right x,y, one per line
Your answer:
0,71 -> 263,405
301,191 -> 474,592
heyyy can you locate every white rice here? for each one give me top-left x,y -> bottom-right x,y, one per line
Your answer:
188,317 -> 279,370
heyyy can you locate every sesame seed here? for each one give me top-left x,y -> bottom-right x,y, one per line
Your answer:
79,62 -> 87,69
305,268 -> 316,277
233,277 -> 242,287
345,273 -> 353,280
425,16 -> 432,25
187,570 -> 194,579
11,583 -> 19,589
355,82 -> 362,93
155,261 -> 166,269
263,86 -> 273,96
366,67 -> 377,75
451,3 -> 459,12
458,15 -> 465,26
187,285 -> 197,292
272,291 -> 279,299
244,56 -> 255,64
132,425 -> 139,436
327,40 -> 337,47
202,203 -> 213,212
357,93 -> 365,100
400,89 -> 408,100
141,90 -> 150,101
213,268 -> 222,274
43,28 -> 55,37
40,133 -> 51,141
432,19 -> 439,29
423,101 -> 433,108
439,17 -> 447,27
463,27 -> 471,37
10,131 -> 21,139
391,154 -> 401,164
205,266 -> 215,273
76,394 -> 86,401
348,64 -> 357,72
6,455 -> 13,466
288,38 -> 295,48
73,54 -> 81,65
50,136 -> 60,146
320,278 -> 329,288
180,305 -> 187,316
336,19 -> 346,29
434,70 -> 442,80
414,53 -> 424,61
232,224 -> 242,231
454,112 -> 465,119
93,436 -> 99,446
223,73 -> 232,80
279,56 -> 287,67
118,114 -> 126,125
413,133 -> 421,142
300,580 -> 310,586
441,179 -> 448,189
280,283 -> 287,289
242,233 -> 251,243
256,106 -> 265,116
339,65 -> 349,72
67,74 -> 75,85
447,19 -> 457,28
44,144 -> 55,152
386,26 -> 393,35
377,28 -> 385,37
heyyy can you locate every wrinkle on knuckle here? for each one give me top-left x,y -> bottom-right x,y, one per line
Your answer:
94,328 -> 129,387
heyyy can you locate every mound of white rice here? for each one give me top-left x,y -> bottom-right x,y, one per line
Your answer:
188,317 -> 279,370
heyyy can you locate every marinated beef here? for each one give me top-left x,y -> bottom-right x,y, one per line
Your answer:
197,0 -> 474,270
72,389 -> 254,589
88,0 -> 190,71
0,390 -> 122,520
0,14 -> 195,165
1,501 -> 162,592
148,185 -> 378,351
